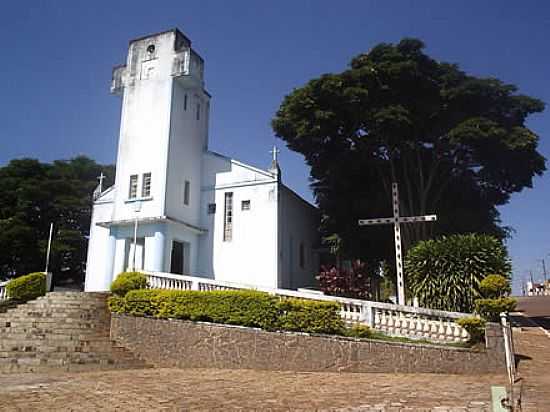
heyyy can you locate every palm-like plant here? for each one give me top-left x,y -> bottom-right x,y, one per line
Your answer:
404,234 -> 511,312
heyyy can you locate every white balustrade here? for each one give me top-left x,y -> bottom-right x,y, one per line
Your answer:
141,271 -> 472,343
0,281 -> 8,301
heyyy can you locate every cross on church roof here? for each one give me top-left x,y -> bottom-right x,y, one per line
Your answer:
270,146 -> 280,164
97,172 -> 106,193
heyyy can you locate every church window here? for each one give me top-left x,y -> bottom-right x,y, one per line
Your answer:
241,200 -> 251,211
299,242 -> 305,269
129,175 -> 138,199
223,192 -> 233,241
196,103 -> 201,120
184,180 -> 190,206
142,173 -> 151,197
207,203 -> 216,214
184,94 -> 188,111
147,44 -> 155,55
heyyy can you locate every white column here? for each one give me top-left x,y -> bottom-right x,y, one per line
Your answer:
104,233 -> 117,287
113,238 -> 127,276
149,230 -> 166,272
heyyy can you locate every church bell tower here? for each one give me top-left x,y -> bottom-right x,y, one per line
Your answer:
110,28 -> 210,227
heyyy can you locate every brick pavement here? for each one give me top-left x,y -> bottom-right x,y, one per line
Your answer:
0,367 -> 503,411
513,322 -> 550,410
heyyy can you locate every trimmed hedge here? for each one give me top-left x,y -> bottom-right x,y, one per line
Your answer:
110,272 -> 148,297
479,274 -> 511,299
457,316 -> 486,344
344,324 -> 373,339
109,289 -> 345,335
475,297 -> 517,322
6,272 -> 47,302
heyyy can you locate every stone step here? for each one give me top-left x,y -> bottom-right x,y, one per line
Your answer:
0,345 -> 138,360
1,325 -> 110,334
0,332 -> 111,343
2,319 -> 110,326
23,304 -> 109,312
0,327 -> 110,337
0,339 -> 124,352
0,291 -> 146,374
0,355 -> 149,373
3,309 -> 109,317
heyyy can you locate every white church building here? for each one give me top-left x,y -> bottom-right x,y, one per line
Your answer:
85,29 -> 320,292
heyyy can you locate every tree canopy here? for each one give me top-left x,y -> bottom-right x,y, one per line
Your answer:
272,38 -> 546,264
0,156 -> 114,285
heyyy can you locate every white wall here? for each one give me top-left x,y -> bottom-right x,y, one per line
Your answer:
164,79 -> 209,227
85,194 -> 115,291
199,153 -> 279,287
278,186 -> 320,289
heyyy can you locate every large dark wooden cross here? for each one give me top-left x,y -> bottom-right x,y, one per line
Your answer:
358,183 -> 437,305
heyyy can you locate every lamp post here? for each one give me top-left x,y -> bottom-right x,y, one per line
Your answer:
44,222 -> 54,274
131,201 -> 142,271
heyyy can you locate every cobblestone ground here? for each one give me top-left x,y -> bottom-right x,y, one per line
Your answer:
0,368 -> 504,411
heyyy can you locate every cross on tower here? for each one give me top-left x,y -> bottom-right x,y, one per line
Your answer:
97,172 -> 106,194
358,183 -> 437,305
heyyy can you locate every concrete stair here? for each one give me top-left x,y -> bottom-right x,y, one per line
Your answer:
0,292 -> 150,373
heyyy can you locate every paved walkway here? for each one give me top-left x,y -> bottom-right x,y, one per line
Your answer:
0,368 -> 503,411
512,299 -> 550,410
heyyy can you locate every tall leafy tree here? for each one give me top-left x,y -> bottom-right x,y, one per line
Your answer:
0,156 -> 114,285
272,38 -> 545,264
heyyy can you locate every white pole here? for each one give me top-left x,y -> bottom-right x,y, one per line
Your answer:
44,223 -> 53,273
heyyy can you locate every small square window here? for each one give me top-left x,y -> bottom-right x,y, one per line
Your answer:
241,200 -> 251,211
207,203 -> 216,214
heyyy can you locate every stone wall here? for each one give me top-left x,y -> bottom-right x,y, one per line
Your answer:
111,314 -> 506,375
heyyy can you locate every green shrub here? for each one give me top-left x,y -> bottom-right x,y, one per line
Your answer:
6,272 -> 47,302
156,289 -> 281,330
110,272 -> 148,297
277,298 -> 345,334
123,289 -> 164,316
456,316 -> 486,343
405,234 -> 511,312
344,324 -> 373,338
475,297 -> 517,322
110,289 -> 344,335
479,274 -> 511,298
108,295 -> 127,313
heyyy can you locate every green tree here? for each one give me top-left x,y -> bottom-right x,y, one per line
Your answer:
272,38 -> 545,265
0,156 -> 114,286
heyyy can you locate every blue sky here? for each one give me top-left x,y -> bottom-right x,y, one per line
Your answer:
1,1 -> 548,292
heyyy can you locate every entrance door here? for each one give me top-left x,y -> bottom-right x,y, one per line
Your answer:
170,241 -> 184,275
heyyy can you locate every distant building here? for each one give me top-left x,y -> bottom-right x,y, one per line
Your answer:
526,280 -> 549,296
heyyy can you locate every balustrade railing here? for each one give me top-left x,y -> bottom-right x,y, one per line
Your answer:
0,281 -> 8,301
141,271 -> 470,343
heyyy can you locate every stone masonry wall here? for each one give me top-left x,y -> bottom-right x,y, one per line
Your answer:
111,314 -> 506,375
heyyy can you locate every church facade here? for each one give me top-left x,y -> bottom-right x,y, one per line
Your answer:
85,29 -> 320,292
